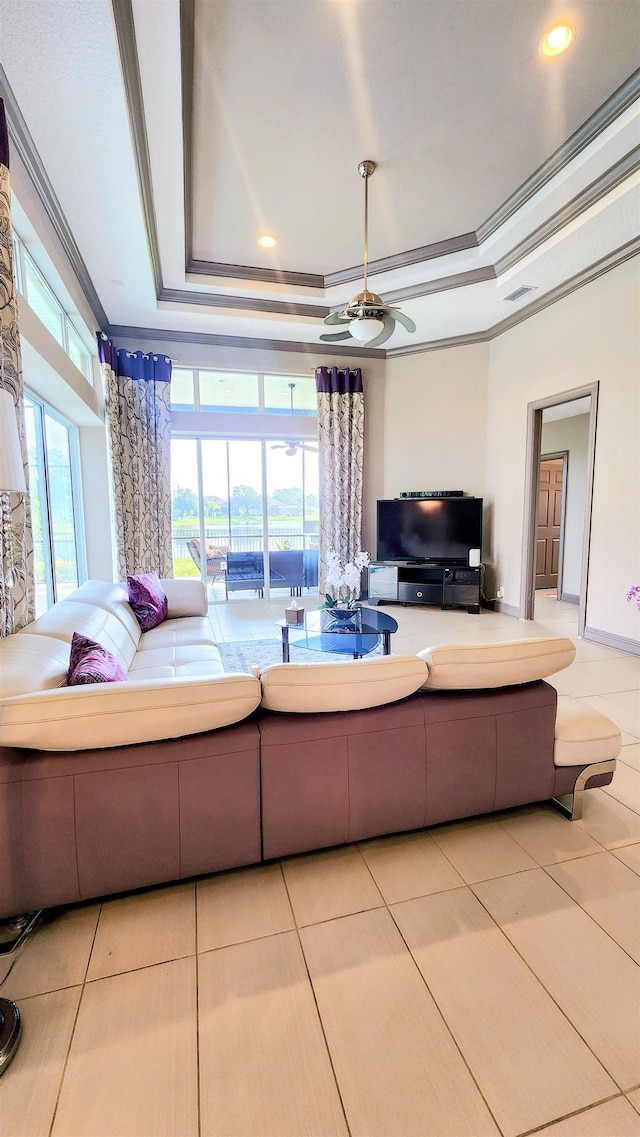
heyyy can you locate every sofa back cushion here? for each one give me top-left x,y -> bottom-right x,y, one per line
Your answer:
418,637 -> 576,690
259,654 -> 428,713
0,671 -> 262,751
0,633 -> 70,697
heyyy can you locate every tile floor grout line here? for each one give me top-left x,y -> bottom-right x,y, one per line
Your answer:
539,858 -> 640,969
278,861 -> 354,1137
46,899 -> 103,1137
513,1089 -> 633,1136
384,895 -> 508,1137
193,879 -> 202,1137
469,875 -> 629,1095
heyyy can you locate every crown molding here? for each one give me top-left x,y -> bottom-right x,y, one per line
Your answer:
187,258 -> 325,289
382,266 -> 497,305
0,65 -> 109,329
180,0 -> 194,271
112,0 -> 163,298
107,323 -> 385,357
158,286 -> 328,319
387,238 -> 640,357
478,68 -> 640,243
495,147 -> 640,276
325,232 -> 479,289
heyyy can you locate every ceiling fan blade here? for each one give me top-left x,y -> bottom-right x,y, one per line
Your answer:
320,329 -> 352,342
363,313 -> 395,348
323,311 -> 350,326
388,307 -> 417,334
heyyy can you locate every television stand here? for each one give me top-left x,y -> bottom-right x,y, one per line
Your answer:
368,562 -> 481,613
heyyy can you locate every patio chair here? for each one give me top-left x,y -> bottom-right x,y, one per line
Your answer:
186,538 -> 229,583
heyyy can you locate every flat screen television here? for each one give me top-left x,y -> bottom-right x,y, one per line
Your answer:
377,497 -> 483,564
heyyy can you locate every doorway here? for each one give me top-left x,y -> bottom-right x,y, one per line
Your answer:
521,384 -> 598,637
535,454 -> 566,592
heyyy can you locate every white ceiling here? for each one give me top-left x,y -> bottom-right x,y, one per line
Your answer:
0,0 -> 639,356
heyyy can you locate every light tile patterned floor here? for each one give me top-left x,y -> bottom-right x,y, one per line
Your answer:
1,594 -> 639,1137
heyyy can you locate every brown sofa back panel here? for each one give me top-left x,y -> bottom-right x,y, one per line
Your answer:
257,698 -> 424,745
495,706 -> 557,810
424,717 -> 497,827
75,763 -> 180,900
179,748 -> 261,877
347,725 -> 426,842
418,681 -> 556,722
0,721 -> 260,782
261,737 -> 349,860
0,776 -> 80,919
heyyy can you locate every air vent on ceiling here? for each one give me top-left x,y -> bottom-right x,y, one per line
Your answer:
504,285 -> 538,302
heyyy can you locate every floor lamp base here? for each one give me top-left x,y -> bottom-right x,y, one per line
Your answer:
0,998 -> 21,1075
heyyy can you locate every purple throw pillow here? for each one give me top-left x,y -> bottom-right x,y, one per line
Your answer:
127,572 -> 168,631
67,632 -> 128,686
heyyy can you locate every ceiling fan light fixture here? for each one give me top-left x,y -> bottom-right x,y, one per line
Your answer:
321,160 -> 415,348
349,316 -> 385,342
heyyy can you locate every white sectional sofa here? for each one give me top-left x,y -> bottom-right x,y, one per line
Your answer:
0,579 -> 621,921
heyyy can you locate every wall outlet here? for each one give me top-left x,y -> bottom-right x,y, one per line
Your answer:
496,587 -> 504,599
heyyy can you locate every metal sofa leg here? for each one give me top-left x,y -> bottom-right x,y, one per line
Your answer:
0,998 -> 21,1075
0,911 -> 42,1077
552,759 -> 617,820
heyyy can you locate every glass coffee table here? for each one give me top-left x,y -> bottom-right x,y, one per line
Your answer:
277,607 -> 398,662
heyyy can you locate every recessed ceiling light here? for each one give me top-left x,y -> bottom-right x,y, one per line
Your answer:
539,25 -> 575,57
258,234 -> 277,249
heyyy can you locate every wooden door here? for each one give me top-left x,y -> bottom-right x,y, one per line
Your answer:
535,457 -> 565,590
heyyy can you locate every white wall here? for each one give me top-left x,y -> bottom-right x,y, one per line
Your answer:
486,256 -> 639,644
382,342 -> 489,551
540,414 -> 590,600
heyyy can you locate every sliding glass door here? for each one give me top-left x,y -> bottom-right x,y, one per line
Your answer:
171,437 -> 318,601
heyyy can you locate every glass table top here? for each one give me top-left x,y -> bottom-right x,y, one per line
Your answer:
277,606 -> 398,657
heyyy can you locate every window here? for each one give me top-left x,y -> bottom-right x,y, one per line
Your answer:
12,230 -> 94,384
170,369 -> 319,600
24,392 -> 85,615
170,369 -> 316,416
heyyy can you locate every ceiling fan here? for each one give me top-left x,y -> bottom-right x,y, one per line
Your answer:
320,160 -> 416,349
270,383 -> 318,455
270,440 -> 319,456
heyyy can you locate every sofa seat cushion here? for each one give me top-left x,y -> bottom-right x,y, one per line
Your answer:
21,600 -> 139,674
554,696 -> 621,767
259,654 -> 428,713
128,646 -> 225,681
0,633 -> 70,697
418,637 -> 576,690
137,617 -> 218,652
0,673 -> 261,750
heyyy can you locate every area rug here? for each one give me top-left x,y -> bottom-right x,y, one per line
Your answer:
218,638 -> 382,674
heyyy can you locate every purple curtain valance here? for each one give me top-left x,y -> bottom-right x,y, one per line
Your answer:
0,98 -> 10,171
315,366 -> 363,396
97,334 -> 172,384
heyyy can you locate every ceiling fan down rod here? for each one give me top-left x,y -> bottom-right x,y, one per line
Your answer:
358,160 -> 376,298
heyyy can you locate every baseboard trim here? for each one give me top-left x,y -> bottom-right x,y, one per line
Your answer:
583,626 -> 640,656
559,592 -> 579,605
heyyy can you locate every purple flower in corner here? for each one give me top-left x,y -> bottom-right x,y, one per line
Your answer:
627,586 -> 640,611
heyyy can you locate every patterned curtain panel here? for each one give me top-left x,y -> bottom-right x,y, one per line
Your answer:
315,366 -> 365,597
0,98 -> 34,637
97,336 -> 173,580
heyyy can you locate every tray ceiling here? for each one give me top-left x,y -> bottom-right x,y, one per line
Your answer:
0,0 -> 638,356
